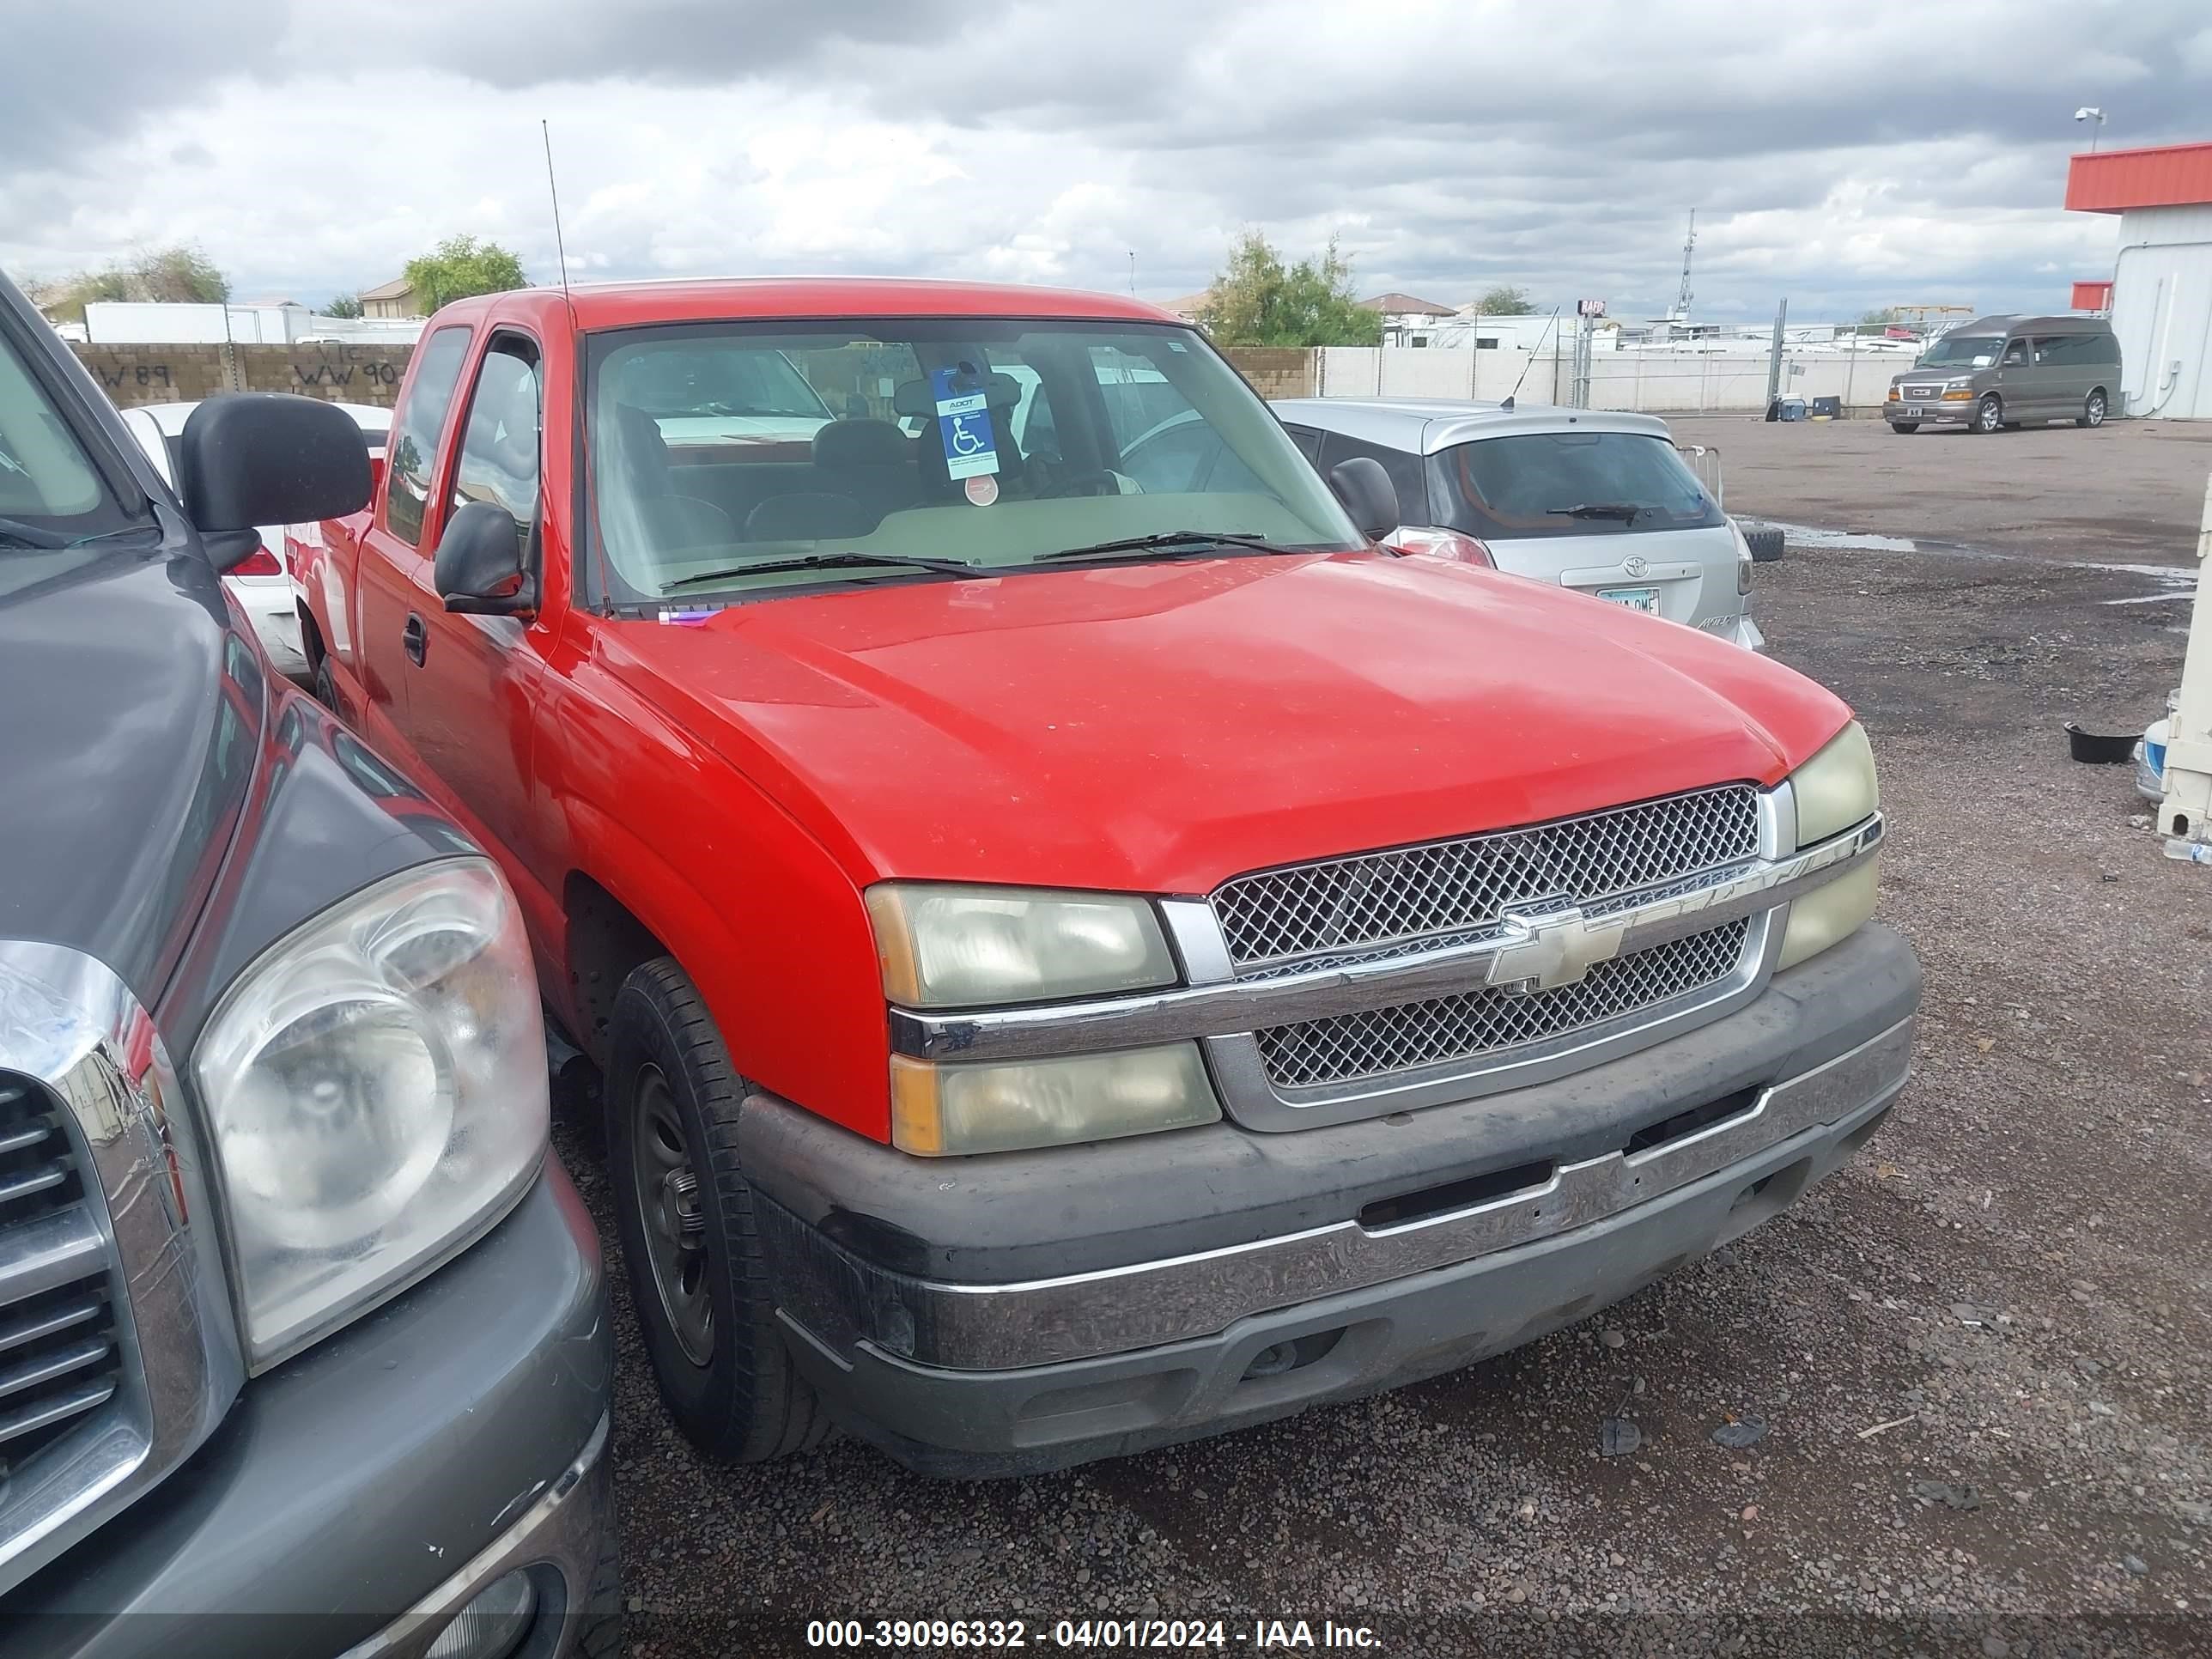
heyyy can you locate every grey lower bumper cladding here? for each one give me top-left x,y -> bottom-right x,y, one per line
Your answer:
1,1167 -> 613,1659
761,1016 -> 1914,1374
750,923 -> 1920,1475
761,1022 -> 1902,1380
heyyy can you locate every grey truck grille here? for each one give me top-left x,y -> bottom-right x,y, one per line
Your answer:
1211,784 -> 1762,972
0,1073 -> 122,1495
1255,916 -> 1753,1089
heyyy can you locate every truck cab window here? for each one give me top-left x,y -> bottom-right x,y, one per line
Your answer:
385,325 -> 473,546
452,337 -> 544,542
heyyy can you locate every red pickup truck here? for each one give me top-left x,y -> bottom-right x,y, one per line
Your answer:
296,278 -> 1918,1476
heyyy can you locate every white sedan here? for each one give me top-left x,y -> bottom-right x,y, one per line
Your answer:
118,399 -> 389,677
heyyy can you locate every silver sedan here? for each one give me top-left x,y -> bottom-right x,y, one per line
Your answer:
1273,398 -> 1763,650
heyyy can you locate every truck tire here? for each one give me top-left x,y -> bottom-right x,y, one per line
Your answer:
1741,526 -> 1785,563
312,653 -> 341,716
1889,421 -> 1918,434
605,956 -> 832,1464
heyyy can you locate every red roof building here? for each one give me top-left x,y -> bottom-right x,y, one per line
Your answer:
2065,143 -> 2212,418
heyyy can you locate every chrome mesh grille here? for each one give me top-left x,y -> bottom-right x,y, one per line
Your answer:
1255,917 -> 1753,1090
0,1074 -> 122,1493
1211,785 -> 1761,970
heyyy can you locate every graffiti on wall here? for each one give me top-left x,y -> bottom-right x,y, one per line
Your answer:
289,344 -> 404,392
91,362 -> 174,392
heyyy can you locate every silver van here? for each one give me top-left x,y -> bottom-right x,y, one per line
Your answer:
1273,398 -> 1763,649
1886,314 -> 2120,434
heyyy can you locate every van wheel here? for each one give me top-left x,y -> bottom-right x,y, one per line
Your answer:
2079,390 -> 2107,428
1972,394 -> 2003,434
1889,422 -> 1919,434
605,956 -> 831,1463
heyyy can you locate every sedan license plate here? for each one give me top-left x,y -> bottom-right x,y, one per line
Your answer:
1596,586 -> 1659,613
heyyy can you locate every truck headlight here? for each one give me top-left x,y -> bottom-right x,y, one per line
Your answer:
1779,721 -> 1881,969
866,883 -> 1177,1008
890,1044 -> 1221,1155
194,858 -> 547,1369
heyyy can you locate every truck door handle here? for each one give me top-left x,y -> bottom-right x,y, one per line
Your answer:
402,613 -> 428,667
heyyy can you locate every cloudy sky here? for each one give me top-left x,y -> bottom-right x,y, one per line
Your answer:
3,0 -> 2208,325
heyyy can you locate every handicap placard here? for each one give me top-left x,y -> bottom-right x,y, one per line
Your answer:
929,366 -> 1000,481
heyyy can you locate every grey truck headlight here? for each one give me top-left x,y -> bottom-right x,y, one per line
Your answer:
866,883 -> 1177,1009
194,858 -> 547,1369
1779,721 -> 1881,970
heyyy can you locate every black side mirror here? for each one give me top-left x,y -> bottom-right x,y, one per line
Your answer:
434,501 -> 533,617
1328,455 -> 1400,542
176,393 -> 373,573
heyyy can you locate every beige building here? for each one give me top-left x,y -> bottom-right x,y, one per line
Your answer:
359,276 -> 422,319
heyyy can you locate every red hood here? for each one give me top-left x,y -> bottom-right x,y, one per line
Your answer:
591,555 -> 1850,895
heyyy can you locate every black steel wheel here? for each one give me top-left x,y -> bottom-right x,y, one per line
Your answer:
605,957 -> 831,1462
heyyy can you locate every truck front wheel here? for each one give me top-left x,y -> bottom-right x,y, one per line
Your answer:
605,957 -> 831,1462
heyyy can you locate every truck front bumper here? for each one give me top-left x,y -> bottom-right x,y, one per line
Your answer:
3,1163 -> 614,1659
742,923 -> 1920,1477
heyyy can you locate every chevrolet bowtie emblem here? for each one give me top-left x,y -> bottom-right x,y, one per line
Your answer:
1485,906 -> 1622,994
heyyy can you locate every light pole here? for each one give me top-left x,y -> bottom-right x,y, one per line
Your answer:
2075,106 -> 2106,153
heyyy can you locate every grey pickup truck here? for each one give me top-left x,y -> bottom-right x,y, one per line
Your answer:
0,267 -> 617,1657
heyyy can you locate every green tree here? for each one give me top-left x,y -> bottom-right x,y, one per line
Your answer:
31,243 -> 229,324
1195,232 -> 1378,347
323,291 -> 364,319
1857,307 -> 1900,327
1471,284 -> 1535,315
401,235 -> 527,314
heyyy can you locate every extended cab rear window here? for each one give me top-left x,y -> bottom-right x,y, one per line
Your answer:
1428,431 -> 1724,541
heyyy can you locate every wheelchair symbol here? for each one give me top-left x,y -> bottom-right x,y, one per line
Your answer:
948,414 -> 989,457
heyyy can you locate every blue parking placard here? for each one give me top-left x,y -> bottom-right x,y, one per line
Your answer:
930,367 -> 1000,481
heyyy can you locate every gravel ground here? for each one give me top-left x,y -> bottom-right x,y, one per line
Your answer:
556,420 -> 2212,1656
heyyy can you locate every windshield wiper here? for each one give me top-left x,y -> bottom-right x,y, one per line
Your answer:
1546,502 -> 1643,523
0,516 -> 158,551
1036,530 -> 1299,564
659,551 -> 982,592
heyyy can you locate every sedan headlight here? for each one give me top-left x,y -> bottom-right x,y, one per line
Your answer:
194,858 -> 547,1369
866,883 -> 1177,1008
1779,721 -> 1881,969
890,1044 -> 1221,1155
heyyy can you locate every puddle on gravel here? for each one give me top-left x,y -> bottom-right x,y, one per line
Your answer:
1758,521 -> 1923,553
1763,521 -> 2198,606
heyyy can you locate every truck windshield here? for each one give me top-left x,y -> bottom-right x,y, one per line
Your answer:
0,328 -> 149,590
1917,334 -> 2002,368
584,319 -> 1364,600
1428,431 -> 1724,541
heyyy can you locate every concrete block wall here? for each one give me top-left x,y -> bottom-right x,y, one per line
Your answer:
71,342 -> 415,408
1220,347 -> 1318,399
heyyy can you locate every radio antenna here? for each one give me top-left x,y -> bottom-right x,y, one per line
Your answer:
541,119 -> 576,319
1501,304 -> 1562,411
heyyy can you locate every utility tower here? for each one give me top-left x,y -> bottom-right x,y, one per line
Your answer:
1674,210 -> 1696,322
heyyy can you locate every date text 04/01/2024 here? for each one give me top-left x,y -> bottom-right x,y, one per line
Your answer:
803,1619 -> 1383,1650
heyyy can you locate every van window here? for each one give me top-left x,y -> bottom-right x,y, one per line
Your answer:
2001,339 -> 2028,368
1918,334 -> 2003,368
2036,333 -> 2114,368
